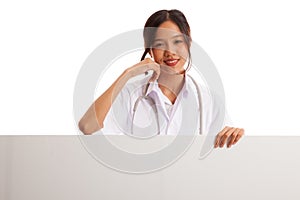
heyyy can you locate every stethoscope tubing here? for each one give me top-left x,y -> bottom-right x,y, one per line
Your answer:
131,74 -> 203,135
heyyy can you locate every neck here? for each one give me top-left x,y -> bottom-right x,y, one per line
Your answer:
157,65 -> 185,103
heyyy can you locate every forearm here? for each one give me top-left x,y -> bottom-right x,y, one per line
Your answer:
78,70 -> 131,135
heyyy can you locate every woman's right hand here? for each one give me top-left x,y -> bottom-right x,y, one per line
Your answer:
125,58 -> 161,82
78,58 -> 160,135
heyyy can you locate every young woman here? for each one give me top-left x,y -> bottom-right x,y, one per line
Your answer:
78,9 -> 244,148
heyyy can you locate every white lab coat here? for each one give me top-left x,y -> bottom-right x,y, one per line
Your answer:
100,74 -> 231,136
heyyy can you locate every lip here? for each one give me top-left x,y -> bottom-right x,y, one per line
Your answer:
164,59 -> 180,67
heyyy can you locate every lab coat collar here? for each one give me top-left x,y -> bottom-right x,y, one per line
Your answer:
144,74 -> 190,97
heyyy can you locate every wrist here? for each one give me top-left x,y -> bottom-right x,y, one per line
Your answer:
122,68 -> 133,81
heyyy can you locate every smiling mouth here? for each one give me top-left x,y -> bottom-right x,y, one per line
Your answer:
164,59 -> 179,67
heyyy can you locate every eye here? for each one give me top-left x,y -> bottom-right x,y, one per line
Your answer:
153,42 -> 165,48
174,39 -> 183,44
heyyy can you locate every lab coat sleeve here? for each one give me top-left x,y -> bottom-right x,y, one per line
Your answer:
206,91 -> 234,135
224,108 -> 234,127
100,85 -> 132,135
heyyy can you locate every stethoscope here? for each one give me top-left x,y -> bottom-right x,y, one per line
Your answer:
131,74 -> 203,135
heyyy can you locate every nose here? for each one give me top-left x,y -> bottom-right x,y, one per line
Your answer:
164,42 -> 176,56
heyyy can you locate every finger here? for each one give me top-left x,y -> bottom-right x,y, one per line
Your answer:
153,64 -> 161,76
219,127 -> 236,148
149,69 -> 160,82
233,129 -> 245,145
226,129 -> 239,148
149,71 -> 158,82
147,64 -> 160,82
214,126 -> 230,148
227,128 -> 241,148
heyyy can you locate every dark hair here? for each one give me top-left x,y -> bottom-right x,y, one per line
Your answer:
141,9 -> 192,70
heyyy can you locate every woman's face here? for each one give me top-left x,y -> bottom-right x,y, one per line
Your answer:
151,20 -> 189,73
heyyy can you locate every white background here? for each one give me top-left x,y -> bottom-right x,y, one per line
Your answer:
0,0 -> 299,135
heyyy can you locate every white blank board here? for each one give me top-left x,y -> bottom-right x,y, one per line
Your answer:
0,136 -> 299,200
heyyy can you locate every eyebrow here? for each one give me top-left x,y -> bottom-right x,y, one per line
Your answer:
153,34 -> 184,42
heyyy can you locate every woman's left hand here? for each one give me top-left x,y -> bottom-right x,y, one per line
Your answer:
214,126 -> 244,148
